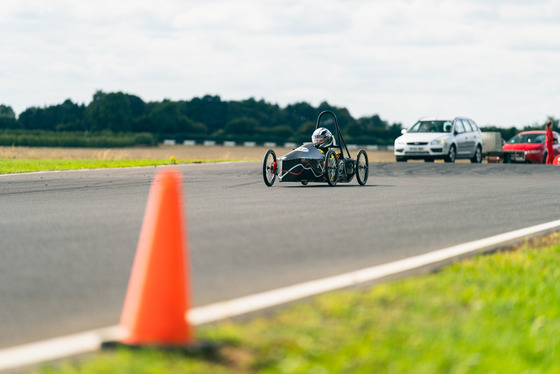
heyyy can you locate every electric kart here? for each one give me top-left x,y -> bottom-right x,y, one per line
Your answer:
263,110 -> 369,187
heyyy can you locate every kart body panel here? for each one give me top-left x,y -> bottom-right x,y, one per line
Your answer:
277,143 -> 356,183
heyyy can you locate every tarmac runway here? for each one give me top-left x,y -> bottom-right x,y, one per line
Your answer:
1,162 -> 559,349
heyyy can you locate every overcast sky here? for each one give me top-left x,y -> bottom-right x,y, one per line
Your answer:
2,0 -> 559,128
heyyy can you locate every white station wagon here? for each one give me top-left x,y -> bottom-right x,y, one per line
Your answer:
394,117 -> 483,163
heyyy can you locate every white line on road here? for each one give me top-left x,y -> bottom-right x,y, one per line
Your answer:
2,219 -> 560,372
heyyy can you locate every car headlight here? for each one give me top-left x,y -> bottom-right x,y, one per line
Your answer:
430,138 -> 445,146
395,138 -> 405,146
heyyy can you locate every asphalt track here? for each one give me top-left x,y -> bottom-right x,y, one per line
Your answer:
1,162 -> 559,350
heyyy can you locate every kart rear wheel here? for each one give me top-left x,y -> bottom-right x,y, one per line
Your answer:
325,149 -> 339,186
263,149 -> 277,187
356,149 -> 369,185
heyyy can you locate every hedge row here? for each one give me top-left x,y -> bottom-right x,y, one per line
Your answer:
0,129 -> 395,148
0,130 -> 157,148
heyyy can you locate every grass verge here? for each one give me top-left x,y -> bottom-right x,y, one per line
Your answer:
32,233 -> 560,374
0,159 -> 230,174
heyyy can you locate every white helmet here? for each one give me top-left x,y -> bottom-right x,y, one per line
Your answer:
312,127 -> 333,149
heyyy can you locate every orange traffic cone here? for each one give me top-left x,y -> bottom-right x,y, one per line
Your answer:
118,168 -> 194,346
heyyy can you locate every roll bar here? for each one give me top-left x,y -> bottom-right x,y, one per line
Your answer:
315,110 -> 351,159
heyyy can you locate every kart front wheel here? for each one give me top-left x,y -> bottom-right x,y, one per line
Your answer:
325,149 -> 339,186
263,149 -> 277,187
356,149 -> 369,185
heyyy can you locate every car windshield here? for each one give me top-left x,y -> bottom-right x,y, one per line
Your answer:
407,120 -> 452,133
507,133 -> 545,144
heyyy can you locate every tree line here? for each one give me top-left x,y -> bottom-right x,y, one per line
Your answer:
0,91 -> 556,147
0,91 -> 403,146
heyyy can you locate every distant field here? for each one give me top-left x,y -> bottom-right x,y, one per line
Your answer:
0,145 -> 397,162
1,145 -> 480,164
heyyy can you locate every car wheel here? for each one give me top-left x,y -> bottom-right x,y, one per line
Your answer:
470,145 -> 482,163
445,145 -> 456,163
396,157 -> 407,162
424,159 -> 434,162
542,152 -> 547,164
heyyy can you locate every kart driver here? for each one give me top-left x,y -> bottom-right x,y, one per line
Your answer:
312,127 -> 334,153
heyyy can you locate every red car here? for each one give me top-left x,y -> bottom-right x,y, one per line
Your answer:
503,130 -> 560,164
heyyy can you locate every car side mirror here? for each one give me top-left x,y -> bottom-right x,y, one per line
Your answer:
401,129 -> 407,134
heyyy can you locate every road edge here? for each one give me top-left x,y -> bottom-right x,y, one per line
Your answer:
2,219 -> 560,372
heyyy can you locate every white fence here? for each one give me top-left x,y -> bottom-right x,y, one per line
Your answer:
177,140 -> 393,150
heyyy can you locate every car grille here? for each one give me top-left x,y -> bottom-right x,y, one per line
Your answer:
405,151 -> 430,155
407,142 -> 428,145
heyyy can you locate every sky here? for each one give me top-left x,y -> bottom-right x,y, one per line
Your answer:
1,0 -> 560,128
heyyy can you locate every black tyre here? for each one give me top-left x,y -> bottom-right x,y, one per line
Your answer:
301,181 -> 309,185
356,149 -> 369,186
324,150 -> 339,186
445,145 -> 456,163
263,149 -> 277,187
470,145 -> 482,163
396,157 -> 407,162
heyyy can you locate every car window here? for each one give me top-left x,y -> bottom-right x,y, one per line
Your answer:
461,119 -> 473,132
454,120 -> 465,134
408,120 -> 448,133
507,133 -> 545,144
468,119 -> 479,132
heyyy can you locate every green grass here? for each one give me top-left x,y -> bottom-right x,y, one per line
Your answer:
0,159 -> 229,174
31,234 -> 560,374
